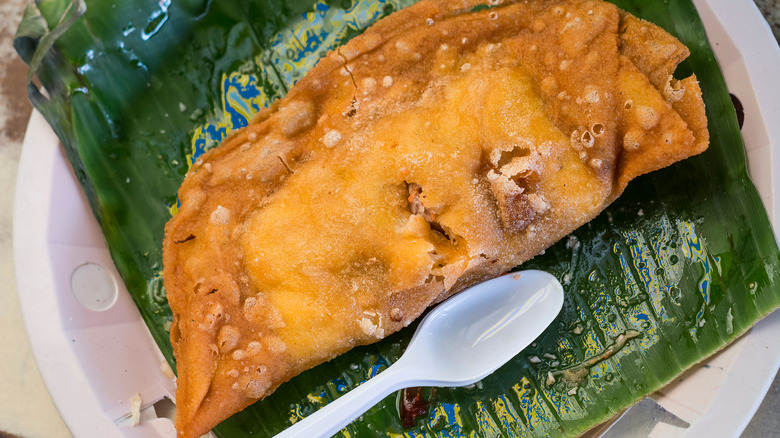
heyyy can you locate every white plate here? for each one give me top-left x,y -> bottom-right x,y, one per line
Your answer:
13,0 -> 780,437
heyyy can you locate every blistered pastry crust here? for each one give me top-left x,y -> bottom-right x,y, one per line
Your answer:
163,1 -> 708,436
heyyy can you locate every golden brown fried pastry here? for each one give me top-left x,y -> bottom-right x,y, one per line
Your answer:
163,1 -> 708,436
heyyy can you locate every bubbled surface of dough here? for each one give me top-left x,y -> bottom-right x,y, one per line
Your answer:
163,1 -> 708,437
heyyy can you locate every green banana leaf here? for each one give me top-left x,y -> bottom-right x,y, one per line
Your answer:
15,0 -> 780,436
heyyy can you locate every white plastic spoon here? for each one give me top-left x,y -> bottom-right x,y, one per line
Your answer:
274,270 -> 564,438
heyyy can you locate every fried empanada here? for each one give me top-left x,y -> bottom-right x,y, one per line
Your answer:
163,1 -> 708,436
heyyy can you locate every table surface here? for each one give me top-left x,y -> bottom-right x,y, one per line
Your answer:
1,1 -> 779,437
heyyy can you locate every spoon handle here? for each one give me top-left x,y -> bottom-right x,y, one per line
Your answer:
273,360 -> 412,438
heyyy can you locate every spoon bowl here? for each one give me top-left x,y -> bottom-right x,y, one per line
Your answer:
398,270 -> 565,386
275,270 -> 564,438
